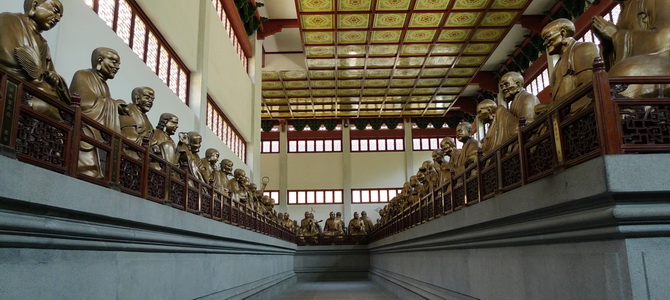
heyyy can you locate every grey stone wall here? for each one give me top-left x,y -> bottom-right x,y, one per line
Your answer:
0,155 -> 296,300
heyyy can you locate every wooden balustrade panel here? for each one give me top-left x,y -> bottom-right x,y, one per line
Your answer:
465,176 -> 479,206
169,166 -> 186,210
616,100 -> 670,152
559,106 -> 601,167
523,116 -> 557,182
146,158 -> 169,203
453,184 -> 465,209
16,106 -> 71,173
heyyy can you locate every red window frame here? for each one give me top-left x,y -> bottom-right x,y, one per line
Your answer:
206,96 -> 247,162
351,188 -> 403,204
287,190 -> 344,205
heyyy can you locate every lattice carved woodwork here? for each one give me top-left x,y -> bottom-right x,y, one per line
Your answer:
481,167 -> 497,198
16,113 -> 67,168
465,178 -> 479,204
119,158 -> 142,192
563,111 -> 599,160
147,169 -> 166,200
453,185 -> 465,208
620,105 -> 670,145
501,155 -> 521,188
527,137 -> 555,178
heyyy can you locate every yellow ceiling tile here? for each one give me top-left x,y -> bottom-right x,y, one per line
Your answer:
450,68 -> 477,76
262,81 -> 283,89
472,28 -> 506,41
309,70 -> 336,79
393,68 -> 421,77
280,71 -> 308,80
311,80 -> 336,88
464,43 -> 495,54
425,56 -> 455,66
434,95 -> 456,101
298,0 -> 334,12
287,90 -> 311,97
396,57 -> 426,67
385,96 -> 408,102
338,31 -> 368,43
290,97 -> 312,104
389,88 -> 411,95
414,0 -> 451,10
366,69 -> 393,77
400,44 -> 431,55
338,89 -> 361,96
312,97 -> 336,103
370,30 -> 402,43
409,13 -> 444,28
374,14 -> 407,28
262,90 -> 286,97
376,0 -> 412,10
367,57 -> 396,67
338,70 -> 364,78
313,89 -> 337,96
431,44 -> 463,55
301,15 -> 334,29
339,80 -> 363,88
416,78 -> 443,86
359,111 -> 380,116
444,78 -> 469,85
337,45 -> 367,57
339,14 -> 371,29
363,89 -> 387,96
481,11 -> 518,27
410,96 -> 432,102
305,46 -> 336,57
262,71 -> 279,80
445,12 -> 481,27
284,81 -> 310,89
339,58 -> 366,68
456,56 -> 486,66
339,97 -> 360,103
437,29 -> 470,41
307,58 -> 336,68
304,32 -> 334,44
452,0 -> 488,9
438,87 -> 462,94
338,0 -> 373,11
380,110 -> 403,115
384,103 -> 404,109
421,68 -> 449,77
263,98 -> 288,105
391,79 -> 416,87
413,87 -> 437,94
274,112 -> 292,117
364,79 -> 389,87
368,45 -> 399,56
491,0 -> 529,9
404,30 -> 437,42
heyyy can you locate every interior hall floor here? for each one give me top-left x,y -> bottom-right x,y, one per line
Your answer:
274,280 -> 399,300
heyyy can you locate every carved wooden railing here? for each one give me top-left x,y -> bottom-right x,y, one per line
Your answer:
368,58 -> 670,242
0,69 -> 295,243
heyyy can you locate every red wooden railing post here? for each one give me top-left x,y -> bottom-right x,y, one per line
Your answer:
140,136 -> 150,199
592,57 -> 622,154
475,148 -> 483,204
68,94 -> 82,177
517,116 -> 528,186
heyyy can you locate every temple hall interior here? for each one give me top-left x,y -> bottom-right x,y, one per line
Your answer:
0,0 -> 669,299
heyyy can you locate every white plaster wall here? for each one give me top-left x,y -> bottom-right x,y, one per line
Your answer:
411,150 -> 434,174
261,153 -> 281,190
350,152 -> 406,188
287,153 -> 344,188
206,12 -> 254,142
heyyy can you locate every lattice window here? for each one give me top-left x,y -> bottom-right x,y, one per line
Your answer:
206,97 -> 247,162
84,0 -> 190,104
352,188 -> 402,203
287,190 -> 344,204
288,139 -> 342,153
351,138 -> 404,152
412,137 -> 442,151
261,140 -> 280,153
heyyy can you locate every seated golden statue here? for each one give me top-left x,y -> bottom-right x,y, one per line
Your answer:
453,122 -> 481,174
199,148 -> 219,184
500,72 -> 540,123
299,211 -> 321,236
432,149 -> 450,186
421,160 -> 439,191
150,113 -> 179,166
323,211 -> 343,236
542,19 -> 600,111
214,158 -> 233,193
415,170 -> 430,199
593,0 -> 670,97
120,87 -> 155,145
177,131 -> 206,183
228,168 -> 249,203
348,211 -> 366,235
335,212 -> 346,235
71,48 -> 128,178
0,0 -> 70,120
477,99 -> 518,154
360,211 -> 375,232
440,137 -> 460,174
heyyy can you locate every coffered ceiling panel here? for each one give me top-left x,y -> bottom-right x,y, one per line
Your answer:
261,0 -> 533,119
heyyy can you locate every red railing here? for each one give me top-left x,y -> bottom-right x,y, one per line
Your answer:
368,58 -> 670,242
0,69 -> 295,243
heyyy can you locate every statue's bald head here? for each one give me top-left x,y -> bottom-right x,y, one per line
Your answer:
91,47 -> 117,68
25,0 -> 62,14
542,18 -> 575,38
